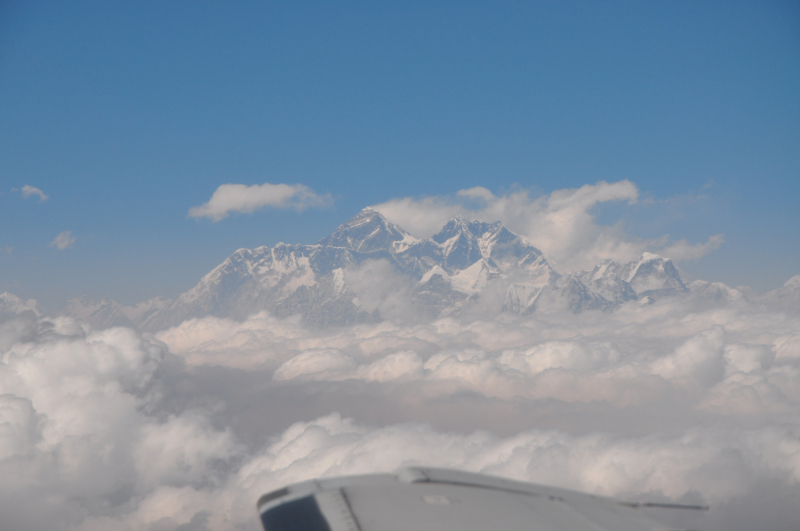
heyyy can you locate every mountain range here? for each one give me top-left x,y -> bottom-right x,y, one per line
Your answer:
72,209 -> 688,329
2,208 -> 796,329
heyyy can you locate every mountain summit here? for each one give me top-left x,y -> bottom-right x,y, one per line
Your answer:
319,208 -> 417,253
60,210 -> 696,330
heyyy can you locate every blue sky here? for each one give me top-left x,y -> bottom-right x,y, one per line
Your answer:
1,0 -> 798,308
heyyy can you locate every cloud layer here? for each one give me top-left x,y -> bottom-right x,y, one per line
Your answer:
158,289 -> 800,424
5,282 -> 794,529
2,299 -> 799,530
188,183 -> 331,221
371,182 -> 723,272
151,289 -> 800,530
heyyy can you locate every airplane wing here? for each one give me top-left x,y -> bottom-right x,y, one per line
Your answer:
256,466 -> 705,531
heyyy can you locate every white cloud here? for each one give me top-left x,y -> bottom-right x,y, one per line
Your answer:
152,290 -> 800,531
343,259 -> 422,322
661,234 -> 725,261
21,185 -> 48,202
0,314 -> 242,530
4,196 -> 800,531
371,181 -> 723,272
48,230 -> 75,250
2,285 -> 800,530
154,284 -> 800,418
273,349 -> 358,381
188,182 -> 332,221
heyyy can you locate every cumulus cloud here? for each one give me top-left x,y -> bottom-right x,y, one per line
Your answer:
20,185 -> 48,202
371,181 -> 723,272
3,285 -> 800,530
188,183 -> 332,221
48,230 -> 75,250
156,296 -> 800,419
150,289 -> 800,525
0,314 -> 242,531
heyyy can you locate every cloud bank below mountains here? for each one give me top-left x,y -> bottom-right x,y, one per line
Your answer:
189,183 -> 332,221
2,282 -> 799,530
372,181 -> 724,272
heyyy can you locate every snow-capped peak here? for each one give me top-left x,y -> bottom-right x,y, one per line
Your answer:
319,208 -> 417,253
624,253 -> 687,296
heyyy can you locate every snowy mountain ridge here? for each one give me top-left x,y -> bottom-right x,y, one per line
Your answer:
9,207 -> 775,330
